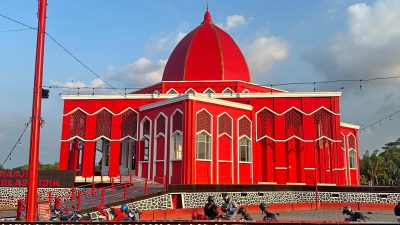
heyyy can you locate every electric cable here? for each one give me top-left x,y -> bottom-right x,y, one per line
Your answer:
359,110 -> 400,134
0,11 -> 125,97
0,118 -> 32,169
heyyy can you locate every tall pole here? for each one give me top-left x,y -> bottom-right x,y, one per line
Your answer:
26,0 -> 47,221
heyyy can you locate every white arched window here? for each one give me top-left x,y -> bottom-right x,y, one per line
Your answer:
349,150 -> 356,169
196,131 -> 211,160
239,137 -> 251,162
171,132 -> 183,160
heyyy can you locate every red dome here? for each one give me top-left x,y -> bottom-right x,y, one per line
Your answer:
162,10 -> 251,82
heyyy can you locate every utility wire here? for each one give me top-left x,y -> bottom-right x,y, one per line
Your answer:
359,110 -> 400,134
0,119 -> 32,169
43,73 -> 400,93
0,28 -> 33,33
0,12 -> 36,29
45,33 -> 125,97
0,11 -> 125,97
266,75 -> 400,88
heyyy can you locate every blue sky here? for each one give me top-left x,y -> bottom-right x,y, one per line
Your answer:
1,0 -> 399,168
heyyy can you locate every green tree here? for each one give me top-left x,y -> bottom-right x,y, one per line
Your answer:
12,162 -> 59,170
360,138 -> 400,186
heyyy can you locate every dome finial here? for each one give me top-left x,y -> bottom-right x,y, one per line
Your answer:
204,3 -> 212,22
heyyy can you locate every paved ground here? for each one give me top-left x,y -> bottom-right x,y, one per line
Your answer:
2,209 -> 399,223
260,209 -> 398,223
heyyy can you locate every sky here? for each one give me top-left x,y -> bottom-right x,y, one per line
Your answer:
1,0 -> 399,168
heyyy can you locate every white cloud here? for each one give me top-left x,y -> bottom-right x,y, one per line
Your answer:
244,36 -> 289,77
111,57 -> 166,87
225,15 -> 247,30
304,0 -> 400,81
218,15 -> 248,30
175,32 -> 187,43
145,37 -> 168,53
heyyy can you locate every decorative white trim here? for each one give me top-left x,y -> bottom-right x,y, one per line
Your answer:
255,106 -> 340,117
340,122 -> 360,130
218,160 -> 233,163
169,109 -> 184,184
166,88 -> 178,94
257,181 -> 277,184
132,79 -> 288,93
222,87 -> 234,94
64,106 -> 140,117
216,112 -> 234,184
203,88 -> 216,94
140,95 -> 252,112
185,88 -> 196,94
140,117 -> 152,179
153,113 -> 168,180
195,108 -> 213,184
286,182 -> 306,185
255,135 -> 341,143
195,159 -> 212,162
275,167 -> 288,170
237,116 -> 253,184
242,89 -> 249,93
304,167 -> 315,170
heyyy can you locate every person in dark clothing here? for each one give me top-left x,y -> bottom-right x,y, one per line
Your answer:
342,206 -> 367,222
237,207 -> 253,221
204,196 -> 219,219
394,202 -> 400,222
259,203 -> 277,221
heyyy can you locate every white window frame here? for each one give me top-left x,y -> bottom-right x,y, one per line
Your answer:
196,131 -> 212,160
239,136 -> 252,162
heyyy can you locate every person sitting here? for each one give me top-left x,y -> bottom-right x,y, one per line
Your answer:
204,196 -> 219,219
342,206 -> 367,222
221,195 -> 238,220
237,207 -> 253,221
259,203 -> 277,221
395,202 -> 400,222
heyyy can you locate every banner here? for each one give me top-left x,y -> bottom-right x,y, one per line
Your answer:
0,170 -> 75,188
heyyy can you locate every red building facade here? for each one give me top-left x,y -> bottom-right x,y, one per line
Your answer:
58,10 -> 360,186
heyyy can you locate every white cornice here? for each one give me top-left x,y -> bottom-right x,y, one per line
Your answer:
139,94 -> 253,111
136,80 -> 288,93
340,122 -> 360,130
62,91 -> 341,100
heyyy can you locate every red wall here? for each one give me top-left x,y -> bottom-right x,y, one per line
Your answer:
59,93 -> 360,186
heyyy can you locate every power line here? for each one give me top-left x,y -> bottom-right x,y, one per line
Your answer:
359,110 -> 400,134
0,11 -> 125,97
0,12 -> 36,29
267,75 -> 400,88
45,33 -> 125,97
0,28 -> 33,33
0,119 -> 32,169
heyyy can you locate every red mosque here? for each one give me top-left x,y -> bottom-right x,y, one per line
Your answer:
58,10 -> 360,186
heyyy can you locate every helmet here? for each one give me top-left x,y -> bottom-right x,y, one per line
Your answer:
259,203 -> 268,211
207,196 -> 215,202
238,207 -> 246,215
342,206 -> 352,215
120,204 -> 129,213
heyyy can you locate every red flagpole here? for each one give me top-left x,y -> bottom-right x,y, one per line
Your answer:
26,0 -> 47,221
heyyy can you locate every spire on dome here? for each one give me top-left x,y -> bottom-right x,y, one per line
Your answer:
203,4 -> 212,23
